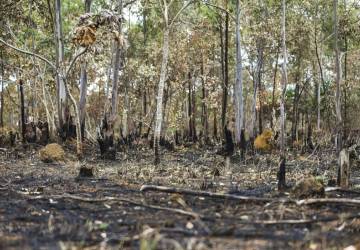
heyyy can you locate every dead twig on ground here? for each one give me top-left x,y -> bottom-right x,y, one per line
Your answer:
297,197 -> 360,206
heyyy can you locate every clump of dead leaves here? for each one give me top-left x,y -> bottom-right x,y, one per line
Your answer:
39,143 -> 65,163
73,24 -> 97,47
291,176 -> 325,199
254,129 -> 273,151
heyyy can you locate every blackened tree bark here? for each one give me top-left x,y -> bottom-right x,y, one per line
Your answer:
0,50 -> 4,127
19,80 -> 26,143
201,58 -> 209,144
257,40 -> 264,135
221,12 -> 229,135
191,73 -> 197,142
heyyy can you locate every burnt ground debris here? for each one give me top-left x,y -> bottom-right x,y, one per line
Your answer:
0,144 -> 359,249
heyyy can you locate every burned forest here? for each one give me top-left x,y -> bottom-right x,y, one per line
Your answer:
1,0 -> 360,249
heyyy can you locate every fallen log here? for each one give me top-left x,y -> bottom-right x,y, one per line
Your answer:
140,185 -> 273,203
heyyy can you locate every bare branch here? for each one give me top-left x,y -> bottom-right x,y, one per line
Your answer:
0,38 -> 56,70
65,47 -> 88,79
123,0 -> 137,8
201,1 -> 236,21
169,0 -> 196,27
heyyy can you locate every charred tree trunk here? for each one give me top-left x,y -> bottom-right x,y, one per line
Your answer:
257,40 -> 264,135
213,111 -> 218,141
0,50 -> 4,128
19,80 -> 26,143
79,63 -> 87,140
97,117 -> 115,160
221,12 -> 229,135
191,74 -> 197,142
99,0 -> 123,158
219,17 -> 225,132
278,157 -> 286,191
201,59 -> 209,144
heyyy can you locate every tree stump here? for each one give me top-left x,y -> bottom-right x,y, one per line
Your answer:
338,149 -> 350,188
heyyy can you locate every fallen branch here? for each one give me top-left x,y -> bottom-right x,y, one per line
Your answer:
297,198 -> 360,206
23,192 -> 203,219
252,213 -> 360,225
140,185 -> 274,203
325,187 -> 360,195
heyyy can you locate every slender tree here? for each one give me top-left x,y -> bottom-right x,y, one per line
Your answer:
334,0 -> 342,152
54,0 -> 67,132
234,0 -> 244,144
78,0 -> 92,139
280,0 -> 288,156
154,0 -> 193,164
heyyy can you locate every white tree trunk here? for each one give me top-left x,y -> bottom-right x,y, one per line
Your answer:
234,0 -> 244,144
54,0 -> 66,127
154,26 -> 169,163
